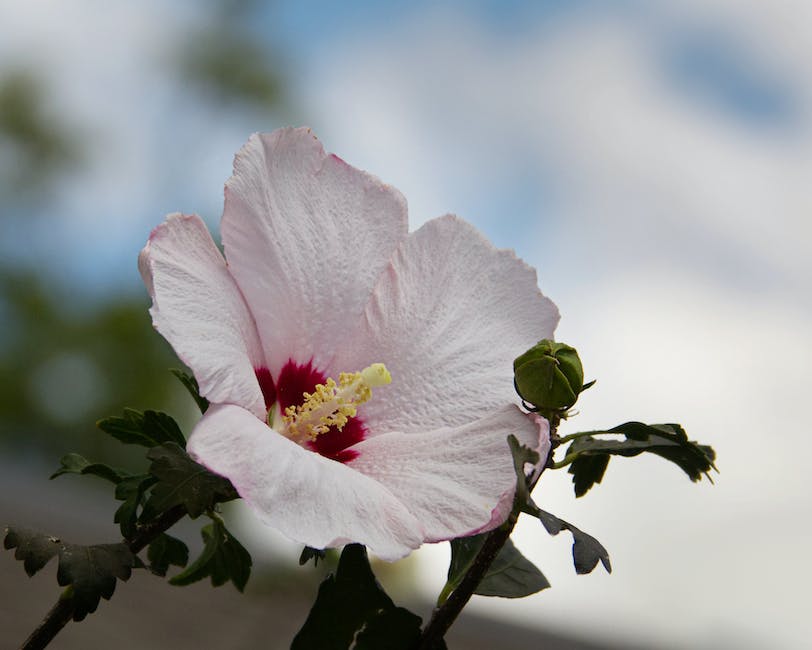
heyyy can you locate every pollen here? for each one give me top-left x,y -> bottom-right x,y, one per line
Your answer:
282,363 -> 391,442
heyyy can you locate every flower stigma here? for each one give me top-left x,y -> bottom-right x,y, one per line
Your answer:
280,363 -> 391,443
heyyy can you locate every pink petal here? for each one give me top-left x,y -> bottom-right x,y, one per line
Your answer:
221,128 -> 408,376
336,215 -> 560,435
187,404 -> 425,561
346,404 -> 550,542
139,213 -> 266,418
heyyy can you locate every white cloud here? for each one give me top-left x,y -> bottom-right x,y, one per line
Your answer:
1,0 -> 809,645
301,3 -> 812,647
0,0 -> 261,288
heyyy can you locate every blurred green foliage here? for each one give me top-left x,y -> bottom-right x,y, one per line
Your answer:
178,0 -> 286,112
0,71 -> 81,202
0,0 -> 287,462
0,271 -> 185,460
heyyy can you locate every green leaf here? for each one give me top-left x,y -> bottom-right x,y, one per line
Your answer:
50,453 -> 131,484
568,453 -> 611,498
143,443 -> 238,519
565,422 -> 717,497
114,474 -> 156,538
507,434 -> 540,508
4,527 -> 137,621
299,545 -> 326,566
475,538 -> 550,597
147,533 -> 189,577
447,534 -> 549,599
292,544 -> 424,650
354,606 -> 430,650
168,518 -> 251,591
444,534 -> 482,597
57,543 -> 137,620
97,408 -> 186,448
523,500 -> 611,575
171,368 -> 209,413
3,526 -> 60,576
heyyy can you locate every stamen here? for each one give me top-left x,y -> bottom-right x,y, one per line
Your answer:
282,363 -> 391,442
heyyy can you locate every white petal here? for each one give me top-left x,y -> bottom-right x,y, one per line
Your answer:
221,128 -> 408,375
336,215 -> 560,434
139,213 -> 266,418
187,404 -> 425,561
347,404 -> 550,542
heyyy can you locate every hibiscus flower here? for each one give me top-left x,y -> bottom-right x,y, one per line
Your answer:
139,128 -> 559,560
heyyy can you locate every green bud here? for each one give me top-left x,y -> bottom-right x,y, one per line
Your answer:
513,340 -> 585,412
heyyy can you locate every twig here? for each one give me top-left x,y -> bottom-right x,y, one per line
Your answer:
416,416 -> 559,650
19,505 -> 187,650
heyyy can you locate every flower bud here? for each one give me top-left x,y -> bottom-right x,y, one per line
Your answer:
513,340 -> 584,412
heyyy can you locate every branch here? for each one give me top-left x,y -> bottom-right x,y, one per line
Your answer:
416,417 -> 559,649
20,505 -> 187,650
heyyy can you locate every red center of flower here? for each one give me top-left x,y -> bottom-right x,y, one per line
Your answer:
255,360 -> 364,463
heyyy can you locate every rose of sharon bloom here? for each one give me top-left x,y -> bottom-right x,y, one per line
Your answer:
139,128 -> 559,561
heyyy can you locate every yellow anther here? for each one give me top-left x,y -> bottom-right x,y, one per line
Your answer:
282,363 -> 391,442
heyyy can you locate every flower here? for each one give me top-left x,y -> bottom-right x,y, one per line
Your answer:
139,128 -> 559,560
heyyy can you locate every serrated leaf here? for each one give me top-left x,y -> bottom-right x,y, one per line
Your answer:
57,543 -> 136,620
168,518 -> 251,591
147,533 -> 189,577
114,474 -> 156,538
292,544 -> 423,650
447,534 -> 549,599
171,368 -> 209,413
143,443 -> 238,519
565,422 -> 717,497
50,453 -> 131,484
4,527 -> 137,621
97,408 -> 186,449
4,526 -> 61,576
523,500 -> 611,575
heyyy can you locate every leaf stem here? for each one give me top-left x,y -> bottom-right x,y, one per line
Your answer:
551,452 -> 580,469
416,416 -> 559,649
556,430 -> 604,444
19,504 -> 187,650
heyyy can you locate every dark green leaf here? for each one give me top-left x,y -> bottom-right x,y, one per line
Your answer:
523,500 -> 611,575
4,526 -> 60,576
445,533 -> 483,597
171,368 -> 209,413
292,544 -> 423,650
299,546 -> 326,566
97,408 -> 186,448
507,434 -> 540,508
4,527 -> 137,621
114,474 -> 156,538
475,538 -> 550,597
354,606 -> 425,649
447,534 -> 549,599
50,453 -> 131,484
57,542 -> 137,620
147,533 -> 189,577
168,518 -> 251,591
569,453 -> 611,497
565,422 -> 717,497
143,443 -> 238,519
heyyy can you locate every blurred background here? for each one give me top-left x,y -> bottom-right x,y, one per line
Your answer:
1,1 -> 810,648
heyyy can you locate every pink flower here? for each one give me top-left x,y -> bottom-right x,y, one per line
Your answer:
139,128 -> 558,560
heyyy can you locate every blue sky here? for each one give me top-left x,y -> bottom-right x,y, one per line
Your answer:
1,1 -> 811,647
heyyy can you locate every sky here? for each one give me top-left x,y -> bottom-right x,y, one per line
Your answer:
1,1 -> 811,648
